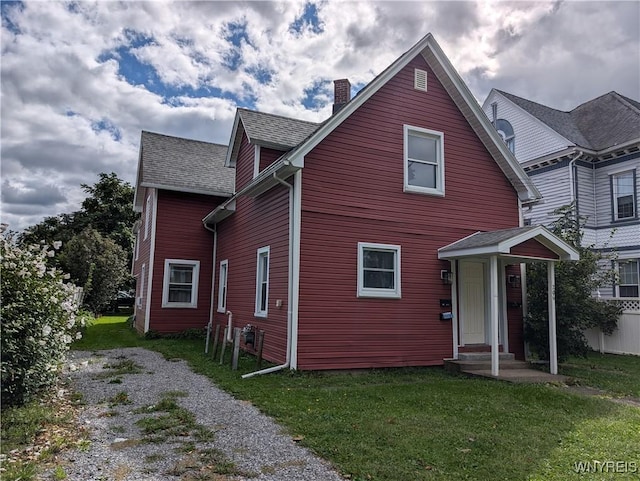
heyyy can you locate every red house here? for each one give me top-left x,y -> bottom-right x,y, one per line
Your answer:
133,34 -> 578,376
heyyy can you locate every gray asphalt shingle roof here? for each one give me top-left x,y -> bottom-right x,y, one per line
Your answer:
439,226 -> 538,252
237,108 -> 322,149
140,131 -> 234,196
498,90 -> 640,151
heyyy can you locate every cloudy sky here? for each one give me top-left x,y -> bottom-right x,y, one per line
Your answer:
1,1 -> 639,232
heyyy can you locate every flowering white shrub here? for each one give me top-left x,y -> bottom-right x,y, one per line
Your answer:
1,232 -> 92,407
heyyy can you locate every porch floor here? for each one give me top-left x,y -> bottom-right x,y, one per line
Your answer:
444,354 -> 571,384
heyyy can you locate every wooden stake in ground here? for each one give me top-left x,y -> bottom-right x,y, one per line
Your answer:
232,327 -> 241,371
211,324 -> 221,359
256,330 -> 265,370
219,327 -> 228,365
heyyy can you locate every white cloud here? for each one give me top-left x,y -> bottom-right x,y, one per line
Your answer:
1,0 -> 638,232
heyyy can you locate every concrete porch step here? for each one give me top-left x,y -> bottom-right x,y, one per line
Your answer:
458,352 -> 515,361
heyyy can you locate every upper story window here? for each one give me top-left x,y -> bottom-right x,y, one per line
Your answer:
403,125 -> 445,196
217,260 -> 228,313
357,242 -> 401,299
162,259 -> 200,308
612,170 -> 636,221
617,259 -> 639,297
144,195 -> 152,239
495,119 -> 515,154
255,246 -> 270,317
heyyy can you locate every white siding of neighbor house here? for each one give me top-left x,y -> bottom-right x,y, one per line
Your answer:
482,90 -> 573,163
525,166 -> 573,227
593,157 -> 640,228
576,164 -> 595,228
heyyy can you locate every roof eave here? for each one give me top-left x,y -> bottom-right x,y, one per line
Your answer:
140,182 -> 233,199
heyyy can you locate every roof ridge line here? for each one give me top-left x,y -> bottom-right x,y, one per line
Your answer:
237,107 -> 321,126
142,130 -> 228,148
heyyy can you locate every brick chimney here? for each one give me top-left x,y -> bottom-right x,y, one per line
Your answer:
333,79 -> 351,114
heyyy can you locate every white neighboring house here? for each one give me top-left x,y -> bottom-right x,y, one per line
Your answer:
482,90 -> 640,355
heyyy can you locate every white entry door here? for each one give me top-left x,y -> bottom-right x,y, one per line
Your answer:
460,261 -> 486,344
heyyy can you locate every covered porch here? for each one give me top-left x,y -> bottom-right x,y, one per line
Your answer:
438,226 -> 580,377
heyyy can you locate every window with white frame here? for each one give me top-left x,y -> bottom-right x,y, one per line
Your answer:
162,259 -> 200,308
217,259 -> 228,313
144,195 -> 152,239
255,246 -> 270,316
357,243 -> 401,298
618,259 -> 639,297
404,125 -> 444,196
612,170 -> 636,220
138,263 -> 145,308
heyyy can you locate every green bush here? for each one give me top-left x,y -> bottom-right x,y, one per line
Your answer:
524,205 -> 622,361
1,232 -> 92,408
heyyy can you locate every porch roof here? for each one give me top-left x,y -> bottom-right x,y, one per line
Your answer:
437,225 -> 580,262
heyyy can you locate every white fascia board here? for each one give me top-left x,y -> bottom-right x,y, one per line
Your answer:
493,90 -> 575,149
425,43 -> 541,203
438,245 -> 510,259
140,182 -> 233,198
499,226 -> 580,261
286,33 -> 437,165
133,143 -> 145,211
202,198 -> 236,225
225,113 -> 243,167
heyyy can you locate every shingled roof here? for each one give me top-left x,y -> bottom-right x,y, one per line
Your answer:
134,131 -> 235,210
497,90 -> 640,151
238,108 -> 321,149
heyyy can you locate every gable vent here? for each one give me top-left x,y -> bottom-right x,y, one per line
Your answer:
414,68 -> 427,92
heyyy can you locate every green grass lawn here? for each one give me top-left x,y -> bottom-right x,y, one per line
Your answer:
8,316 -> 639,481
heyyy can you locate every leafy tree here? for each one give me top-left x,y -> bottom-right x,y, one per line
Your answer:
524,204 -> 621,361
59,228 -> 128,314
77,172 -> 137,255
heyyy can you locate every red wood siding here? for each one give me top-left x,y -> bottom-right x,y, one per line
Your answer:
505,264 -> 525,360
260,147 -> 283,172
148,190 -> 225,333
297,54 -> 521,370
214,182 -> 290,365
510,239 -> 560,260
235,132 -> 255,192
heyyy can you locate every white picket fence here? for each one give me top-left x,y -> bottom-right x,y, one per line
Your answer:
584,298 -> 640,356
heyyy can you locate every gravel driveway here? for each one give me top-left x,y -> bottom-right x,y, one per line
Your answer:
43,348 -> 344,481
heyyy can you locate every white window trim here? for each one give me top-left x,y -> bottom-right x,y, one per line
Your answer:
162,259 -> 200,308
616,258 -> 639,298
255,246 -> 270,317
403,125 -> 445,196
357,242 -> 401,299
611,170 -> 636,221
217,259 -> 228,313
137,263 -> 145,308
144,195 -> 152,239
253,145 -> 261,179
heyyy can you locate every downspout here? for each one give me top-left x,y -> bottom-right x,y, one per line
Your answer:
242,172 -> 294,378
568,151 -> 584,210
203,223 -> 217,353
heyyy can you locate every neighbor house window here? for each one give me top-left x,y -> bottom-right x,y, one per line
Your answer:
618,259 -> 639,297
217,259 -> 228,313
611,170 -> 636,220
162,259 -> 200,308
403,125 -> 444,196
255,247 -> 270,317
357,243 -> 401,298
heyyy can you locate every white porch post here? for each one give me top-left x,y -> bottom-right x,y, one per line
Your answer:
490,255 -> 500,376
547,261 -> 558,375
451,260 -> 459,359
